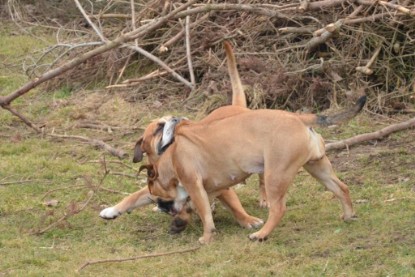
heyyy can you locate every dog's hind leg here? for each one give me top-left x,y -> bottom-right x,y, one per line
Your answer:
216,188 -> 264,229
303,156 -> 356,221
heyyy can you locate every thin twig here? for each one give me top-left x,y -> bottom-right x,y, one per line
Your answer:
126,44 -> 193,89
49,133 -> 128,159
185,8 -> 196,87
130,0 -> 138,47
0,179 -> 51,186
73,0 -> 107,42
0,0 -> 196,107
1,105 -> 41,133
32,158 -> 109,235
74,0 -> 193,89
41,184 -> 86,200
77,246 -> 201,272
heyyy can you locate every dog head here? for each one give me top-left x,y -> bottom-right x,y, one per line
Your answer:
139,164 -> 176,199
133,116 -> 186,164
139,164 -> 189,214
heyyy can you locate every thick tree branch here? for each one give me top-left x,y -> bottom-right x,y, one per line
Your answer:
325,117 -> 415,151
0,0 -> 196,107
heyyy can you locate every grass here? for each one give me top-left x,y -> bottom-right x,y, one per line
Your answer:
1,20 -> 415,277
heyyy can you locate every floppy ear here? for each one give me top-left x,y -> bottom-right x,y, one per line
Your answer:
139,164 -> 158,180
132,137 -> 144,163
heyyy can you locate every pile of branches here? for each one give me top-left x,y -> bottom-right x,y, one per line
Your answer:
4,0 -> 415,113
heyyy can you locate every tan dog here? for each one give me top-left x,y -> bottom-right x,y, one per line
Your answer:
142,96 -> 366,244
100,41 -> 264,231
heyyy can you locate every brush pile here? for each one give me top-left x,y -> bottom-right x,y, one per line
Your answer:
5,0 -> 415,113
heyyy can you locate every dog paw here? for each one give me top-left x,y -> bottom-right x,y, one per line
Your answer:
100,207 -> 121,219
198,236 -> 214,245
258,199 -> 269,209
238,216 -> 264,229
248,232 -> 268,242
169,217 -> 189,234
342,214 -> 358,222
198,229 -> 216,244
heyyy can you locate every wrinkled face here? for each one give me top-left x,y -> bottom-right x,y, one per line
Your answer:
150,178 -> 189,214
140,164 -> 189,214
133,116 -> 173,164
148,178 -> 177,201
134,116 -> 189,214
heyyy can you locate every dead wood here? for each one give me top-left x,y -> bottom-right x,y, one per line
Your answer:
2,0 -> 415,125
77,246 -> 200,272
1,105 -> 42,133
325,117 -> 415,151
0,0 -> 196,107
50,133 -> 127,159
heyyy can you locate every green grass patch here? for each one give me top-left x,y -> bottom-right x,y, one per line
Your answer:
1,120 -> 415,276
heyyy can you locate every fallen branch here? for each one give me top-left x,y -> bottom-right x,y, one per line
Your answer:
298,0 -> 310,12
75,0 -> 193,89
306,20 -> 343,51
32,158 -> 109,235
357,0 -> 415,17
1,104 -> 42,133
0,0 -> 196,107
50,133 -> 127,159
159,13 -> 210,52
77,246 -> 201,272
356,45 -> 382,75
185,8 -> 196,88
32,186 -> 96,235
325,117 -> 415,151
0,179 -> 50,186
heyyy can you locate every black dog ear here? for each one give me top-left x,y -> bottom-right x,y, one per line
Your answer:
133,137 -> 144,163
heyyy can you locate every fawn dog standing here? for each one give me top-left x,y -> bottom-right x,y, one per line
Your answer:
141,96 -> 366,243
100,42 -> 265,232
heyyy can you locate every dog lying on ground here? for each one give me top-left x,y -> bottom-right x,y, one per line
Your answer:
140,96 -> 366,244
100,41 -> 265,232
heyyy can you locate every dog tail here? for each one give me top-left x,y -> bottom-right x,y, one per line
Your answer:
299,95 -> 367,127
224,41 -> 247,108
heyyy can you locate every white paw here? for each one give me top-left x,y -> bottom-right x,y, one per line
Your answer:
100,207 -> 121,219
249,218 -> 264,229
259,199 -> 269,209
248,231 -> 268,242
239,217 -> 264,229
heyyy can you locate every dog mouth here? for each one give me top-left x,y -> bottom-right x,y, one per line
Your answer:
156,198 -> 178,216
156,197 -> 191,216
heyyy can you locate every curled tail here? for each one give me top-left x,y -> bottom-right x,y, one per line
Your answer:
299,95 -> 367,127
224,41 -> 247,108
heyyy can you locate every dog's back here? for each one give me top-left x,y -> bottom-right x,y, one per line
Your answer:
173,109 -> 319,190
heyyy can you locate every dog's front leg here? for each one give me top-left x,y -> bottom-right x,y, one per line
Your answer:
100,186 -> 155,219
182,177 -> 216,244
